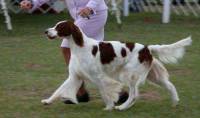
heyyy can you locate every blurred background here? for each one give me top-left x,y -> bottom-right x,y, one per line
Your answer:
0,0 -> 200,118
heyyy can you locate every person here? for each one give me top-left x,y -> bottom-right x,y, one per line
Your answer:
20,0 -> 128,104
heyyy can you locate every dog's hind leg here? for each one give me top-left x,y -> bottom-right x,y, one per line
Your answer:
114,74 -> 138,110
115,84 -> 136,110
41,75 -> 83,105
147,58 -> 180,106
149,75 -> 180,107
115,68 -> 150,110
161,79 -> 179,107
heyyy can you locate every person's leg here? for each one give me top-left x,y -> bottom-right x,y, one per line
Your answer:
61,47 -> 90,104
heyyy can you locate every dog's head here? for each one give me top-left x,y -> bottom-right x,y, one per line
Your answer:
45,20 -> 83,47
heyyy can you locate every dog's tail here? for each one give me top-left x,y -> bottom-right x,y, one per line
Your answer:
148,36 -> 192,64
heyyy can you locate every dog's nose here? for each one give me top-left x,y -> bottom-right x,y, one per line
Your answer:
44,30 -> 48,34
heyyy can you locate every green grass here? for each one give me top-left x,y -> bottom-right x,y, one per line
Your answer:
0,13 -> 200,118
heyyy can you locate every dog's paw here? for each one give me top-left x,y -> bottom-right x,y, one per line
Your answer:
41,99 -> 51,105
115,105 -> 126,111
172,98 -> 179,107
172,101 -> 179,107
103,106 -> 113,111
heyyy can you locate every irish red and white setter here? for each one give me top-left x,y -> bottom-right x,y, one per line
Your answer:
42,20 -> 192,110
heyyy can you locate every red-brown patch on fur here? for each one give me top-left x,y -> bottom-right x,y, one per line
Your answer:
121,47 -> 127,57
147,68 -> 161,85
138,46 -> 153,64
92,45 -> 98,56
55,21 -> 84,47
55,21 -> 72,37
125,43 -> 135,52
99,42 -> 116,64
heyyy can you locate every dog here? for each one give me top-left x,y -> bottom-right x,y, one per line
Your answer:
42,20 -> 192,110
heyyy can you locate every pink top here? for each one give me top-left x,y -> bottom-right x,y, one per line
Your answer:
31,0 -> 108,19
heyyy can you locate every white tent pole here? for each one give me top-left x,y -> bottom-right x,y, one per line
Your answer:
1,0 -> 13,30
111,0 -> 122,24
123,0 -> 129,16
162,0 -> 171,23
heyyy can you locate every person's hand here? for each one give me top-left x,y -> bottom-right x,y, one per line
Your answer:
20,0 -> 32,10
78,7 -> 93,18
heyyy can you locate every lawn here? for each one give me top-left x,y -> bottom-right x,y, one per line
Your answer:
0,13 -> 200,118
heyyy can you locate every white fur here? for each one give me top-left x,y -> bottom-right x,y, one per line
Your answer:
146,58 -> 180,106
41,21 -> 191,110
148,36 -> 192,64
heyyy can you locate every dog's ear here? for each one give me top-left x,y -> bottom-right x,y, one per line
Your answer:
56,21 -> 72,37
70,21 -> 84,47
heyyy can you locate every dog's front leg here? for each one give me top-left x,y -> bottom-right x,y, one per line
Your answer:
41,75 -> 83,105
97,78 -> 122,110
99,89 -> 114,111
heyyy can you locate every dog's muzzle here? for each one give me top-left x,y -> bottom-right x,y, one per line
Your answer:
45,30 -> 57,40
